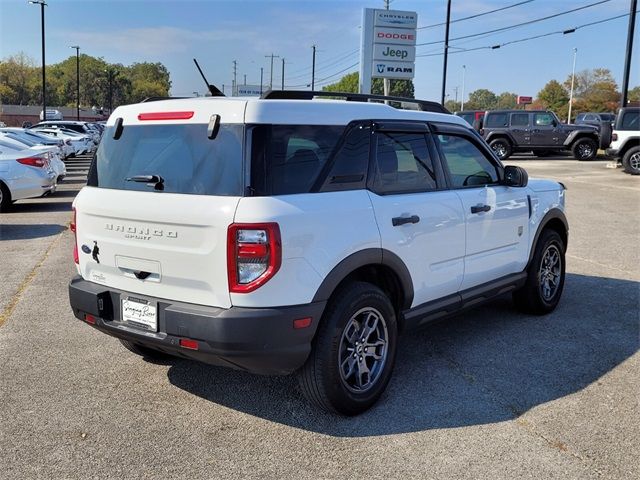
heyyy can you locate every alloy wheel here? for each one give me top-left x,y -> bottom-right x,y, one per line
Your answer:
577,143 -> 593,159
630,152 -> 640,170
338,307 -> 389,393
493,142 -> 508,158
538,244 -> 562,301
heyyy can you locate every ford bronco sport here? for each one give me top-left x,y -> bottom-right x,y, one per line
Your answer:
69,91 -> 568,415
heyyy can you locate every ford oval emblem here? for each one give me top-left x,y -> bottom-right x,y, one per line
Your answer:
81,244 -> 91,254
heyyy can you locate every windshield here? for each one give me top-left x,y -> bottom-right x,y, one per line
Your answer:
88,123 -> 244,196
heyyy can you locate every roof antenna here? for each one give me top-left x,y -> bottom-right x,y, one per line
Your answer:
193,58 -> 225,97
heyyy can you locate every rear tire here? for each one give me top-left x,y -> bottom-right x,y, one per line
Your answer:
622,146 -> 640,175
489,138 -> 512,160
572,137 -> 597,161
513,229 -> 566,315
0,182 -> 12,213
119,339 -> 175,361
297,281 -> 398,416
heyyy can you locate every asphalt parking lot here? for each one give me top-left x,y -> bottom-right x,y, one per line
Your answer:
0,154 -> 638,479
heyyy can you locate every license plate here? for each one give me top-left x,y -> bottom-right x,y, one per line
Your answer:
121,297 -> 157,331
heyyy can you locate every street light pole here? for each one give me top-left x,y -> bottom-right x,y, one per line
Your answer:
260,67 -> 264,95
461,65 -> 466,111
30,1 -> 47,121
70,46 -> 80,120
568,48 -> 578,124
311,45 -> 316,91
440,0 -> 452,105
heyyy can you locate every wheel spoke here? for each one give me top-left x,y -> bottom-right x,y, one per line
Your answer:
341,355 -> 357,380
356,361 -> 371,389
360,312 -> 379,341
364,339 -> 386,360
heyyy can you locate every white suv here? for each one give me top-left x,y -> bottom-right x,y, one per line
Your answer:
606,107 -> 639,175
68,91 -> 568,415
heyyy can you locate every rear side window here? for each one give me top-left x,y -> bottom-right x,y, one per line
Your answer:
510,113 -> 529,127
371,132 -> 437,194
250,125 -> 344,195
621,111 -> 639,130
534,113 -> 555,126
485,113 -> 508,128
89,124 -> 244,196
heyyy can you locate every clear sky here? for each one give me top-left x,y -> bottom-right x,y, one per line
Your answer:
0,0 -> 638,102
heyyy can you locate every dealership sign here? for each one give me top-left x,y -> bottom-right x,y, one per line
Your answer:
517,96 -> 533,105
359,8 -> 418,92
236,85 -> 262,97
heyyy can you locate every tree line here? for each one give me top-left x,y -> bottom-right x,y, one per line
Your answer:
0,52 -> 171,112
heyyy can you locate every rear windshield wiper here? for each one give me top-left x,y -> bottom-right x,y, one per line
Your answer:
126,174 -> 165,191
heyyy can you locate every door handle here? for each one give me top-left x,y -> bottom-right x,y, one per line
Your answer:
470,204 -> 491,214
392,215 -> 420,226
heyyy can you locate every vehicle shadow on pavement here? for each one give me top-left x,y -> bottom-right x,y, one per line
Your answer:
167,273 -> 638,437
0,223 -> 66,240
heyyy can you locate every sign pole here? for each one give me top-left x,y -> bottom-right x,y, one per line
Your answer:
359,8 -> 374,94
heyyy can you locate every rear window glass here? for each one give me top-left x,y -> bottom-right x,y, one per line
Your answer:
89,124 -> 244,196
250,124 -> 344,195
510,113 -> 529,127
485,113 -> 508,128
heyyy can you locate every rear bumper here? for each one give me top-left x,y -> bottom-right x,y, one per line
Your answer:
68,276 -> 325,375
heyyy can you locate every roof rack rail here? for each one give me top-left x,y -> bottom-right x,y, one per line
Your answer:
141,96 -> 189,103
260,90 -> 450,114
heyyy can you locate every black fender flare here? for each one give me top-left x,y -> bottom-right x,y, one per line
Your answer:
311,248 -> 414,310
563,130 -> 598,147
486,132 -> 515,146
526,208 -> 569,269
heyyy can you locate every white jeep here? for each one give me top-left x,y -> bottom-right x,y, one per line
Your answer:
69,91 -> 568,415
606,107 -> 640,175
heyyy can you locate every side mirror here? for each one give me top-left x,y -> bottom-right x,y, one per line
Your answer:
504,165 -> 528,187
552,119 -> 558,127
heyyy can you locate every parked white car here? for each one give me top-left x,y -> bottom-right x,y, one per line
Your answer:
0,132 -> 66,181
33,121 -> 101,145
0,147 -> 56,211
31,128 -> 93,156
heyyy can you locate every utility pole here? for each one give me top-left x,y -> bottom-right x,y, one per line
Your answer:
232,60 -> 238,96
260,67 -> 264,94
30,1 -> 47,121
453,86 -> 459,104
70,45 -> 80,120
243,74 -> 247,86
265,53 -> 280,90
104,68 -> 117,114
441,0 -> 452,105
383,0 -> 390,97
621,0 -> 637,107
311,45 -> 316,91
568,48 -> 578,123
281,58 -> 285,90
461,65 -> 466,111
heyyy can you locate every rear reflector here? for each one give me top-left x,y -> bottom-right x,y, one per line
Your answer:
293,317 -> 312,329
179,338 -> 199,350
138,111 -> 194,121
84,314 -> 96,324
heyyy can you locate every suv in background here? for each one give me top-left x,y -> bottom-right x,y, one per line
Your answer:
606,107 -> 639,175
482,109 -> 603,160
455,110 -> 484,129
575,112 -> 616,129
68,91 -> 568,415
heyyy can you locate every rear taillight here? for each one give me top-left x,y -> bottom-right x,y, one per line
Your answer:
611,133 -> 618,141
16,156 -> 46,168
227,223 -> 281,293
70,207 -> 79,264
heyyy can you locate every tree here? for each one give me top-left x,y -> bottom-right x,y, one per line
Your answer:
537,80 -> 569,119
0,52 -> 38,105
322,72 -> 414,98
445,99 -> 461,112
465,89 -> 497,110
495,92 -> 517,109
628,86 -> 640,103
564,68 -> 620,114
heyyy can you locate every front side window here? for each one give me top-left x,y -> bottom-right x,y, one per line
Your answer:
250,124 -> 344,195
534,113 -> 555,126
371,132 -> 437,194
436,134 -> 499,188
510,113 -> 529,127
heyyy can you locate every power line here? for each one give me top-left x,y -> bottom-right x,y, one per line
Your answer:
417,0 -> 535,29
286,49 -> 358,78
415,11 -> 633,57
285,50 -> 358,81
286,62 -> 358,88
416,0 -> 611,46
